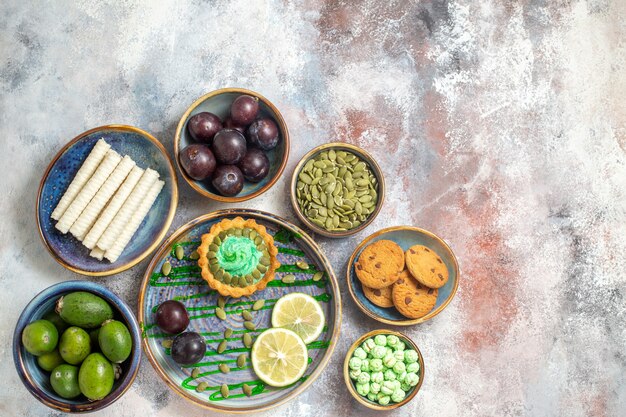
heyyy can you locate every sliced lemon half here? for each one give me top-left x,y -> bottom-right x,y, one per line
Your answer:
251,327 -> 308,387
271,292 -> 325,344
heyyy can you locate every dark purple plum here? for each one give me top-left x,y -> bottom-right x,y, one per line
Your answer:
247,118 -> 279,150
230,95 -> 259,126
238,148 -> 270,182
155,300 -> 189,334
187,112 -> 222,144
223,117 -> 246,134
171,332 -> 206,365
179,144 -> 216,180
212,129 -> 247,165
212,165 -> 244,196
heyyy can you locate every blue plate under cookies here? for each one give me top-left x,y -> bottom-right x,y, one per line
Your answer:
37,125 -> 178,276
347,226 -> 459,325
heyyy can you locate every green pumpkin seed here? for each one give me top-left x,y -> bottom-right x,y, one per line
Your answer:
218,296 -> 226,309
215,307 -> 226,320
243,333 -> 253,348
252,269 -> 261,280
249,230 -> 258,240
299,172 -> 313,184
282,274 -> 296,284
209,243 -> 219,252
257,264 -> 267,273
196,382 -> 209,392
161,339 -> 173,348
223,272 -> 232,285
244,321 -> 256,331
296,261 -> 309,270
189,250 -> 199,260
224,328 -> 233,338
161,261 -> 172,276
217,340 -> 227,353
260,256 -> 271,266
311,218 -> 325,227
237,354 -> 247,368
210,263 -> 220,274
313,271 -> 324,282
207,250 -> 217,259
252,299 -> 265,310
219,363 -> 230,373
191,368 -> 200,378
242,310 -> 253,321
242,383 -> 252,397
221,384 -> 230,398
175,246 -> 184,260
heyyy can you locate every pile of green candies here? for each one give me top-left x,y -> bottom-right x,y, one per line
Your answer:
348,334 -> 420,406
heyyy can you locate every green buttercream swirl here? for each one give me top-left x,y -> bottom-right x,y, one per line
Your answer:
216,236 -> 261,277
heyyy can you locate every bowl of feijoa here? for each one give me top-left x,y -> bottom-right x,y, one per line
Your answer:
290,142 -> 385,238
13,280 -> 141,413
174,88 -> 290,202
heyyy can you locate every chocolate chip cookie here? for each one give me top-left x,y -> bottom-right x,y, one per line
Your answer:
362,284 -> 394,308
392,270 -> 438,319
355,240 -> 405,289
405,245 -> 449,289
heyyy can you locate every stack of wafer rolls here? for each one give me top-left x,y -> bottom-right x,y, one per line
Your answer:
52,139 -> 164,263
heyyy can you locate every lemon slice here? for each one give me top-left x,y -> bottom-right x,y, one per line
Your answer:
251,328 -> 308,387
271,292 -> 325,344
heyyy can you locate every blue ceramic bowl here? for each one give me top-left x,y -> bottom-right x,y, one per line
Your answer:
138,209 -> 341,413
13,280 -> 142,413
174,88 -> 290,202
347,226 -> 459,325
37,125 -> 178,276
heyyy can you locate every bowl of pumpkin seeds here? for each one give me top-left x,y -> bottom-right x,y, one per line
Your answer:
290,143 -> 384,238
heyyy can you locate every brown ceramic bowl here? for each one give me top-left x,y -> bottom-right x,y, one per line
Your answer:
343,329 -> 424,410
290,143 -> 385,238
174,88 -> 290,202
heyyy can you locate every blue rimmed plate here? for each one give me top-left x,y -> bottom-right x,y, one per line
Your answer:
347,226 -> 459,326
138,209 -> 341,413
37,125 -> 178,276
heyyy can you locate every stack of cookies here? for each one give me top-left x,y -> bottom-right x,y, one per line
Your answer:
355,240 -> 449,319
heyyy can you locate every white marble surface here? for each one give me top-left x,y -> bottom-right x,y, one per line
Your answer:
1,1 -> 625,416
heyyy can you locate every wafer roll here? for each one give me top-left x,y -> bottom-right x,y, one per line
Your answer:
82,166 -> 144,249
70,155 -> 136,240
96,168 -> 159,250
51,139 -> 110,220
105,180 -> 164,262
89,247 -> 105,261
55,149 -> 122,234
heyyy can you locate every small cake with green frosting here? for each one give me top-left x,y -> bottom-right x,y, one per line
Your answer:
197,217 -> 280,298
